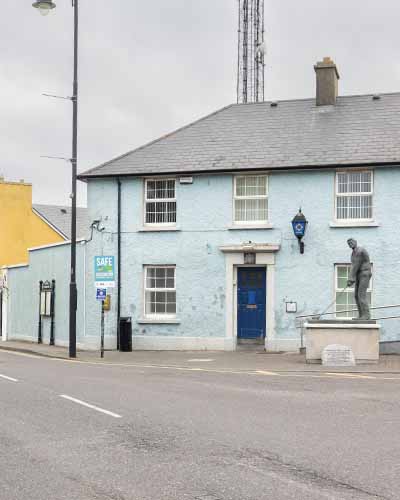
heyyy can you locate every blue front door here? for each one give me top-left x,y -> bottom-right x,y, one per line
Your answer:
237,268 -> 266,340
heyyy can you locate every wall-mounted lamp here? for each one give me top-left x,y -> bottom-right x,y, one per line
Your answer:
291,209 -> 308,254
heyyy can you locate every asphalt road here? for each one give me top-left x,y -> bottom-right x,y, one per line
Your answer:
1,351 -> 399,500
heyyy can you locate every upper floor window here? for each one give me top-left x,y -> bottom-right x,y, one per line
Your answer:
336,171 -> 373,221
335,264 -> 372,318
234,175 -> 268,224
145,179 -> 176,225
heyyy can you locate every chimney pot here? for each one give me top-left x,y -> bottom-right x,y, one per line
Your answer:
314,57 -> 340,106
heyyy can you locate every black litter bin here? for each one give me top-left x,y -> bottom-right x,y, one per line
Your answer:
119,317 -> 132,352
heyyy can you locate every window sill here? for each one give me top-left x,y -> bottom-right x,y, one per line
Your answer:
228,223 -> 274,230
137,318 -> 181,324
329,221 -> 380,228
138,227 -> 181,233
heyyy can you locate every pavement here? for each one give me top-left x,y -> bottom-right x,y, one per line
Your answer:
1,348 -> 400,500
1,339 -> 400,373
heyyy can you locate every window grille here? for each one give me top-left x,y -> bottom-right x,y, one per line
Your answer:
145,179 -> 176,225
234,175 -> 268,224
336,171 -> 373,221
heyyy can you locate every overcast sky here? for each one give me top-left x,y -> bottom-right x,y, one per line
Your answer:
1,0 -> 399,207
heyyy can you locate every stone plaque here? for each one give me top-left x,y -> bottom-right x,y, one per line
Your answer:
322,344 -> 356,367
244,252 -> 256,264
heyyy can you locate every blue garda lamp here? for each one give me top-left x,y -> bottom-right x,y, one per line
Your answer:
291,209 -> 308,254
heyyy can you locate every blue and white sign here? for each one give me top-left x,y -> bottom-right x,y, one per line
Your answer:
292,221 -> 307,238
94,256 -> 115,288
96,288 -> 107,301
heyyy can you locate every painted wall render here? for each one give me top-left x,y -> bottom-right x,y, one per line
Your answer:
83,167 -> 400,350
5,243 -> 85,347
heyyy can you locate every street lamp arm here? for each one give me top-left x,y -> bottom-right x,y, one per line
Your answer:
42,93 -> 74,101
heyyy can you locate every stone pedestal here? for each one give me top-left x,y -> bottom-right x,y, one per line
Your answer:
304,320 -> 380,364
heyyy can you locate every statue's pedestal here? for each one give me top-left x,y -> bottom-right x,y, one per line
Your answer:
304,320 -> 380,364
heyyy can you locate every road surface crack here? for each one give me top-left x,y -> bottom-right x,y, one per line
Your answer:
231,447 -> 389,500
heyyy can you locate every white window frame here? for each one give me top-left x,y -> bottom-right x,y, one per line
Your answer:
334,264 -> 373,319
233,174 -> 269,225
144,178 -> 177,227
143,265 -> 177,319
334,170 -> 374,222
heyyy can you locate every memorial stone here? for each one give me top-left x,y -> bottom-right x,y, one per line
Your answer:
322,344 -> 356,367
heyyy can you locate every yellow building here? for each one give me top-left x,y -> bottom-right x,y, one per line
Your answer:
0,178 -> 65,267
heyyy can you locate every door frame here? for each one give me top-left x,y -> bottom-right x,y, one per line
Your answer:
236,266 -> 267,341
220,245 -> 279,350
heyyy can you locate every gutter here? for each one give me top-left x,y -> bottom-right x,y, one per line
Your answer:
77,160 -> 400,181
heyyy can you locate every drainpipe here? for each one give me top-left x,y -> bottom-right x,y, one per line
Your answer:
117,178 -> 122,350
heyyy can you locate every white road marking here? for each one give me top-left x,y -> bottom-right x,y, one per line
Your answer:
0,373 -> 18,382
187,359 -> 214,363
255,370 -> 281,376
325,373 -> 376,379
59,395 -> 122,418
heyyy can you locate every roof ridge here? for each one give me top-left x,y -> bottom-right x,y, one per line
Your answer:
80,103 -> 235,178
234,91 -> 400,106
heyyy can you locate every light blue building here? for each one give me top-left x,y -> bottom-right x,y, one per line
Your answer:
3,59 -> 400,350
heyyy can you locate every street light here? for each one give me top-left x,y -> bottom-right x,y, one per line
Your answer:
32,1 -> 56,16
32,0 -> 78,358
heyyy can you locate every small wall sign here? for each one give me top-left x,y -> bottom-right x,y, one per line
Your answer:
179,177 -> 193,184
244,252 -> 256,265
96,288 -> 107,301
286,301 -> 297,313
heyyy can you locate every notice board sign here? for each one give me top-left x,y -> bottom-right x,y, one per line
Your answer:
94,256 -> 115,288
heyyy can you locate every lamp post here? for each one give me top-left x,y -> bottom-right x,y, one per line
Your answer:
32,0 -> 78,358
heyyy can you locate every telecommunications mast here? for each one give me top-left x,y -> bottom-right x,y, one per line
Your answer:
237,0 -> 265,103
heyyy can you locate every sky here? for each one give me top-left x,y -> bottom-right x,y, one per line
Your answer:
1,0 -> 399,207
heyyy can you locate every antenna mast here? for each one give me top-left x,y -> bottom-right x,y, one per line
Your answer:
237,0 -> 265,103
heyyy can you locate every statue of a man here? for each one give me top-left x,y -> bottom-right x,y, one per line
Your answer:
347,238 -> 372,320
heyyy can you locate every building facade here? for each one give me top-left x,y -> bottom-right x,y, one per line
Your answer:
80,165 -> 399,352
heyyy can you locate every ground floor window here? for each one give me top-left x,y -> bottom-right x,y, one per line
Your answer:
335,264 -> 372,318
144,266 -> 176,317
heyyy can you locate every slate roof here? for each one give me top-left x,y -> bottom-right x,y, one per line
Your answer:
33,205 -> 89,240
79,93 -> 400,179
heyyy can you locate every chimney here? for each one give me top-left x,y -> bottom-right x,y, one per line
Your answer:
314,57 -> 340,106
